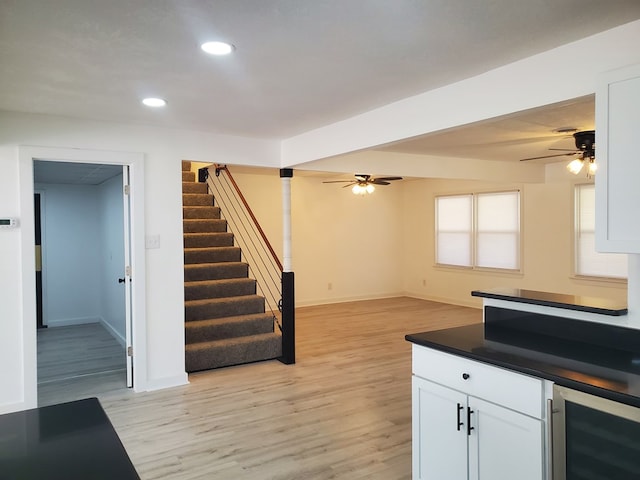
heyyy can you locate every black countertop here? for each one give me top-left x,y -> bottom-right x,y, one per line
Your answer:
406,323 -> 640,408
471,287 -> 628,316
0,397 -> 140,480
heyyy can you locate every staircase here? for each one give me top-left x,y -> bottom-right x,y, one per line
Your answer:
182,161 -> 282,372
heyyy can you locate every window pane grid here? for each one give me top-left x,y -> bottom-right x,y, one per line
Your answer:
575,184 -> 627,279
436,191 -> 520,271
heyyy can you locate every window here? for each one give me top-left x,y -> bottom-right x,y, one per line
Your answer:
575,184 -> 627,279
436,191 -> 520,270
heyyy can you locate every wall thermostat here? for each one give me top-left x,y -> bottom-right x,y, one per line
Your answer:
0,218 -> 19,228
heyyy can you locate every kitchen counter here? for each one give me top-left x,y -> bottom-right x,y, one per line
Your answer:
0,397 -> 140,479
406,310 -> 640,408
471,287 -> 628,316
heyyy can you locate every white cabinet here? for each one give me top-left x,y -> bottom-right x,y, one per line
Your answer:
412,345 -> 544,480
595,63 -> 640,253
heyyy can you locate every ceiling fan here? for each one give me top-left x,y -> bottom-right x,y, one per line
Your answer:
323,174 -> 403,194
519,130 -> 596,176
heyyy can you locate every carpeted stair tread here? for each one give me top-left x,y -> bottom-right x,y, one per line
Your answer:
185,333 -> 282,372
183,206 -> 221,219
184,246 -> 241,264
183,219 -> 228,233
182,182 -> 208,194
185,294 -> 265,321
182,159 -> 282,373
184,232 -> 234,248
185,277 -> 256,300
185,313 -> 275,343
183,193 -> 214,206
184,262 -> 249,281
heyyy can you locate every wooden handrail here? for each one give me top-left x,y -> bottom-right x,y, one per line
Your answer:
213,164 -> 283,272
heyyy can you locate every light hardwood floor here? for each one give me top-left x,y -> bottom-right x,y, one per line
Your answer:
37,322 -> 127,406
88,297 -> 481,480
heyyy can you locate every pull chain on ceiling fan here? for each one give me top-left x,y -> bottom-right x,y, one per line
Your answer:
323,174 -> 403,195
519,130 -> 596,177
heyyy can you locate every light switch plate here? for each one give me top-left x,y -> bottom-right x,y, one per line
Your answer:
145,234 -> 160,249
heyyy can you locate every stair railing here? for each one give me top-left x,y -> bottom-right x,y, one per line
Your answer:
200,164 -> 294,364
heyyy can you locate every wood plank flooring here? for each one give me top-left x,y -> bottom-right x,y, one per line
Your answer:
37,322 -> 127,406
94,297 -> 481,480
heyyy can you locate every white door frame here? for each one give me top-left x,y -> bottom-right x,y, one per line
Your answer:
18,146 -> 147,408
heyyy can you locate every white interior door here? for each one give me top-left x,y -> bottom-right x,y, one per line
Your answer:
122,165 -> 133,388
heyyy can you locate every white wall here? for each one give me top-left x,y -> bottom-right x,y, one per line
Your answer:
98,173 -> 126,344
401,177 -> 627,308
0,111 -> 280,413
35,183 -> 102,326
231,168 -> 626,310
231,170 -> 404,306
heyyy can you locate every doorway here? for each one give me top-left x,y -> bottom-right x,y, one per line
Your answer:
18,145 -> 147,410
33,161 -> 131,405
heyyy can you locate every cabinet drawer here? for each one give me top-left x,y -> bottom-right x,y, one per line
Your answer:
412,345 -> 543,418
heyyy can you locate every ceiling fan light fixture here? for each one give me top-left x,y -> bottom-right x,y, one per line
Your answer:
352,183 -> 374,195
587,159 -> 598,176
567,158 -> 584,175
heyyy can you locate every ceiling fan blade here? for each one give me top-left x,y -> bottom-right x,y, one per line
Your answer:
374,176 -> 403,181
519,152 -> 577,162
341,182 -> 356,188
322,180 -> 356,183
548,148 -> 580,152
371,180 -> 391,185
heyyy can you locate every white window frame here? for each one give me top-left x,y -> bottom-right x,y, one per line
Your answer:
574,183 -> 627,281
435,190 -> 521,272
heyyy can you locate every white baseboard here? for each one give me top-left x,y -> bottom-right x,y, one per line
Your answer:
144,373 -> 189,392
403,291 -> 482,309
0,399 -> 34,415
46,316 -> 100,327
99,318 -> 126,348
296,291 -> 405,308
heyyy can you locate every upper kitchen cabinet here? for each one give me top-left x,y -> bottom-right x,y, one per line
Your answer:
596,63 -> 640,253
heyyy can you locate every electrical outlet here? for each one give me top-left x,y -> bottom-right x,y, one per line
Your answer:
422,279 -> 427,287
328,282 -> 333,290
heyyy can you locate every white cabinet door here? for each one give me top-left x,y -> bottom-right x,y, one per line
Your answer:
468,397 -> 543,480
596,63 -> 640,253
413,376 -> 468,480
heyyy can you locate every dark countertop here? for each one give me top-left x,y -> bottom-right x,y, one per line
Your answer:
0,397 -> 140,480
406,324 -> 640,408
471,287 -> 628,316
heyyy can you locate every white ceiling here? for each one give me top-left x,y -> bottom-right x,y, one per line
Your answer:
2,0 -> 640,149
376,95 -> 596,164
33,161 -> 123,185
0,0 -> 640,142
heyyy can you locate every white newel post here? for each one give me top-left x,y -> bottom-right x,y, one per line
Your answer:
281,170 -> 292,272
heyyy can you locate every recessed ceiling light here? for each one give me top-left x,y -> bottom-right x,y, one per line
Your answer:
142,97 -> 167,107
201,41 -> 234,56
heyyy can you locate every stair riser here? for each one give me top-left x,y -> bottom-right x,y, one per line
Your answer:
185,297 -> 265,321
183,194 -> 214,206
184,264 -> 249,281
182,182 -> 208,194
184,233 -> 234,248
183,207 -> 221,219
182,171 -> 195,182
185,335 -> 281,372
185,317 -> 273,343
183,220 -> 227,233
185,248 -> 241,264
185,280 -> 256,301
